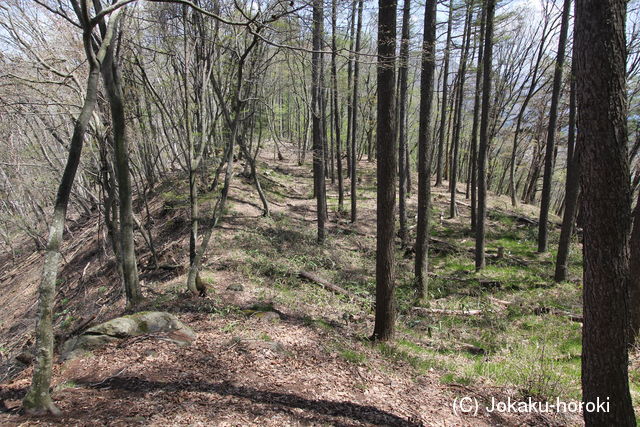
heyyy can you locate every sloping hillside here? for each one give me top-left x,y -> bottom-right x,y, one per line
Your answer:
0,150 -> 613,425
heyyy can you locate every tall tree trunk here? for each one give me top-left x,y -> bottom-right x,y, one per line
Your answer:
102,50 -> 141,306
435,0 -> 454,187
331,0 -> 344,211
312,0 -> 327,242
345,0 -> 357,180
538,0 -> 571,253
475,0 -> 495,271
397,0 -> 411,246
351,0 -> 364,223
373,0 -> 397,341
449,3 -> 473,219
554,56 -> 579,282
575,0 -> 635,424
470,2 -> 486,233
414,0 -> 437,302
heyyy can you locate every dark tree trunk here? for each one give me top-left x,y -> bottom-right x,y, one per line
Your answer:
397,0 -> 411,246
470,2 -> 486,233
312,0 -> 327,243
373,0 -> 397,341
554,55 -> 579,283
575,0 -> 635,424
475,0 -> 495,271
331,0 -> 344,211
538,0 -> 571,253
414,0 -> 437,302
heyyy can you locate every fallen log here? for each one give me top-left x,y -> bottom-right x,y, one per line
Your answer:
412,307 -> 482,317
298,271 -> 355,298
533,306 -> 582,323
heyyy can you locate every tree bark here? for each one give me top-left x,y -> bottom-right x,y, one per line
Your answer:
575,0 -> 636,424
373,0 -> 397,341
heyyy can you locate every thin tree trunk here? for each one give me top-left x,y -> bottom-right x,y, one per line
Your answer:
351,0 -> 364,223
449,3 -> 473,219
414,0 -> 437,302
470,1 -> 486,232
475,0 -> 496,271
312,0 -> 327,242
538,0 -> 571,253
331,0 -> 344,211
435,0 -> 454,187
554,56 -> 578,282
345,0 -> 356,180
397,0 -> 411,246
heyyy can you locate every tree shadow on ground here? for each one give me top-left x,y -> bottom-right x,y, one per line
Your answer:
74,376 -> 423,426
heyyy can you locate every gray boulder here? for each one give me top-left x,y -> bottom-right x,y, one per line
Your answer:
61,311 -> 195,360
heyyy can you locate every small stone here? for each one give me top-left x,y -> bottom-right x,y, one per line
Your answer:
253,311 -> 281,322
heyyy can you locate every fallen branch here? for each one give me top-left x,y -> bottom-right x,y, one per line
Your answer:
534,306 -> 582,323
488,296 -> 512,306
412,307 -> 482,317
298,271 -> 355,298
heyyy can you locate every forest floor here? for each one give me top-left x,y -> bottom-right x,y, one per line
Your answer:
0,147 -> 637,425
